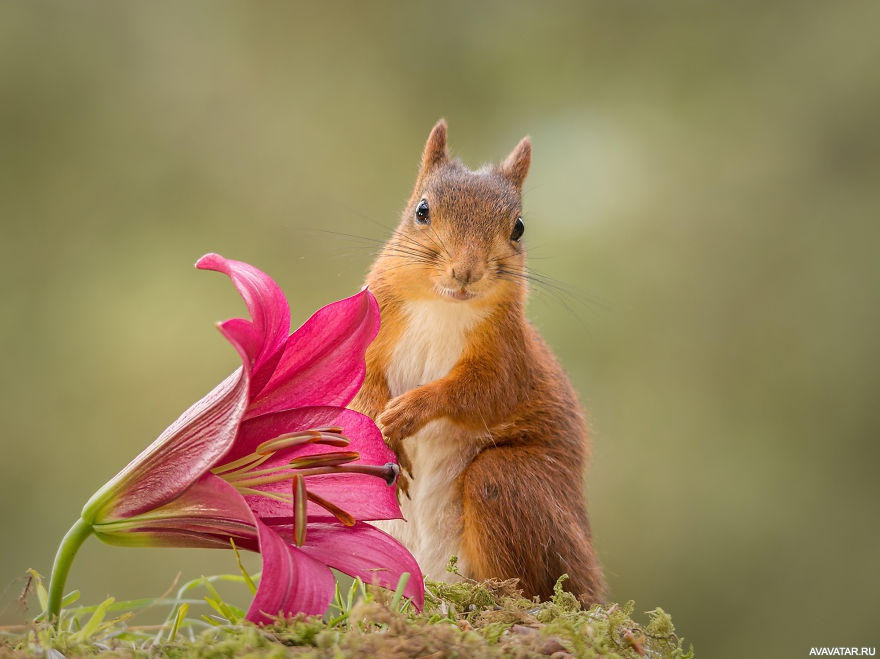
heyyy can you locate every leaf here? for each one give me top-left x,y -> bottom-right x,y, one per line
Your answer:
390,572 -> 410,612
200,614 -> 223,626
229,538 -> 257,594
61,590 -> 80,607
346,577 -> 360,612
203,578 -> 243,623
70,596 -> 114,642
167,603 -> 189,642
26,569 -> 48,612
68,596 -> 202,617
32,587 -> 79,622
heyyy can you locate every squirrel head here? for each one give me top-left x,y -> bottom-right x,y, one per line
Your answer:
377,119 -> 532,308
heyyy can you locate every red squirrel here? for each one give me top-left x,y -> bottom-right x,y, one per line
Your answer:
350,120 -> 605,603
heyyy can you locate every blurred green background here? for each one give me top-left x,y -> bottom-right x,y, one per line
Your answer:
2,2 -> 878,656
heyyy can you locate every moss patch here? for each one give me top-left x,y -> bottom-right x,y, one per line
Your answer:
1,572 -> 693,658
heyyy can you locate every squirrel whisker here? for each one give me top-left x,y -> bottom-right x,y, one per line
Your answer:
390,232 -> 443,261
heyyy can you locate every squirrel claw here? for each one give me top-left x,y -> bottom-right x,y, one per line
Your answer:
399,449 -> 414,480
388,435 -> 414,480
377,414 -> 415,483
397,471 -> 412,500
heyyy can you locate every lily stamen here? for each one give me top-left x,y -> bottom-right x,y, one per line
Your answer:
312,432 -> 351,447
306,426 -> 344,435
254,430 -> 352,456
292,474 -> 307,547
222,462 -> 302,481
287,451 -> 360,469
266,462 -> 399,484
307,491 -> 355,527
227,472 -> 308,489
236,487 -> 293,503
221,449 -> 359,482
213,426 -> 354,480
255,430 -> 325,455
211,452 -> 270,476
222,451 -> 362,489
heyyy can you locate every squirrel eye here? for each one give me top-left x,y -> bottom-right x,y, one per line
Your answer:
415,199 -> 430,224
510,216 -> 525,242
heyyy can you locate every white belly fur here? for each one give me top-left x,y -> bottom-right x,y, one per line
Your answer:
375,299 -> 487,582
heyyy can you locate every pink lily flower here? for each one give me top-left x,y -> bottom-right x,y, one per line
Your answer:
47,254 -> 423,624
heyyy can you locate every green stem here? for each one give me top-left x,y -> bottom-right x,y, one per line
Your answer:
47,517 -> 92,625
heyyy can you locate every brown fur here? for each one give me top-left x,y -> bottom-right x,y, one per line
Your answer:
350,120 -> 605,604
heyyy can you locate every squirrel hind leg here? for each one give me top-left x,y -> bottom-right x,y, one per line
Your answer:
458,444 -> 606,606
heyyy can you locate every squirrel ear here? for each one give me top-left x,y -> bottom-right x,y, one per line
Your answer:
419,119 -> 448,176
500,136 -> 531,189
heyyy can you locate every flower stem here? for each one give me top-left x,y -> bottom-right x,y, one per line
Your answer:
47,517 -> 92,625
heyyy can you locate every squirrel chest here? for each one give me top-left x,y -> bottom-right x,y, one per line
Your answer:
386,299 -> 486,397
380,299 -> 487,580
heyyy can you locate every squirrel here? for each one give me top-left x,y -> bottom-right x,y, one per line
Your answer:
349,120 -> 605,604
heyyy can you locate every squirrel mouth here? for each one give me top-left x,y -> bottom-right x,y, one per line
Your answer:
437,285 -> 477,301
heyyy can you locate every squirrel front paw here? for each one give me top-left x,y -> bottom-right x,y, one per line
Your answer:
378,389 -> 433,446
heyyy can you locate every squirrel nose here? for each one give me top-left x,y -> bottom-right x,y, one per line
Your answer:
451,265 -> 483,286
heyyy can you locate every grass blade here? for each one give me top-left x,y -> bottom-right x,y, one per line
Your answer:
167,602 -> 189,642
26,569 -> 48,613
229,539 -> 257,595
390,572 -> 410,612
70,596 -> 114,642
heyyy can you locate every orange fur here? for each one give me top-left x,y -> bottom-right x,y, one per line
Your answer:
349,120 -> 605,603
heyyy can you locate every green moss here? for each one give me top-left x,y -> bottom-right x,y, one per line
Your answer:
2,571 -> 693,657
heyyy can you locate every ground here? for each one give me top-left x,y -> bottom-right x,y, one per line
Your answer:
1,565 -> 692,658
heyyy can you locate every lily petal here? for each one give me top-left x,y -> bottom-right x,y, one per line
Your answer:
197,253 -> 291,392
82,369 -> 249,523
274,521 -> 425,610
246,289 -> 380,416
247,520 -> 335,623
92,475 -> 258,548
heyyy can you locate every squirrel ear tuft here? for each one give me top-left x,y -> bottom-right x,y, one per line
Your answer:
500,136 -> 531,189
419,119 -> 448,175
